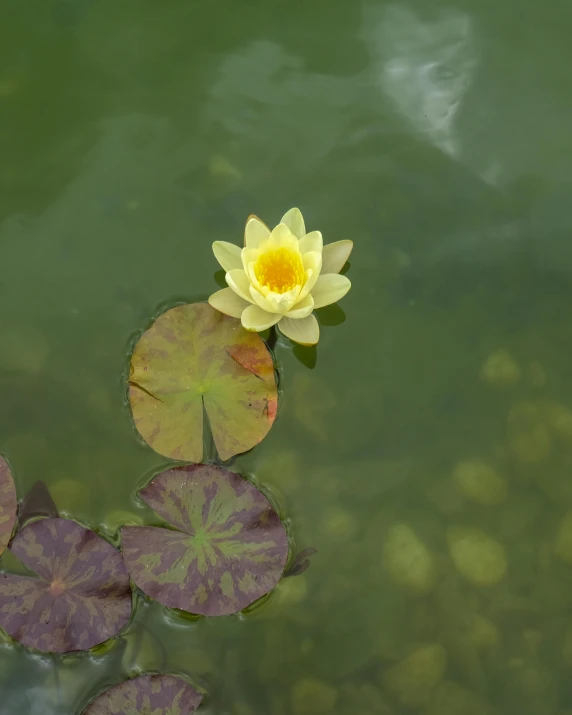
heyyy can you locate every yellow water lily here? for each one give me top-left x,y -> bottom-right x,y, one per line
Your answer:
208,208 -> 352,345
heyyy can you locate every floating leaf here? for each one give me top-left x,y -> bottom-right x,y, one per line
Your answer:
122,464 -> 288,616
82,674 -> 202,715
0,456 -> 17,556
0,518 -> 131,652
128,303 -> 278,462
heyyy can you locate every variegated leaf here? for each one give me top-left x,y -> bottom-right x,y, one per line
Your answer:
0,518 -> 132,652
82,674 -> 202,714
122,464 -> 288,616
0,456 -> 17,555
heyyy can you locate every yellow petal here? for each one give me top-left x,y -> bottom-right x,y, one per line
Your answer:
252,234 -> 296,260
268,223 -> 298,251
241,305 -> 281,332
212,241 -> 243,272
303,250 -> 322,275
208,288 -> 249,318
226,269 -> 253,303
297,251 -> 322,303
250,284 -> 300,315
280,208 -> 306,239
245,260 -> 268,297
241,247 -> 259,274
245,215 -> 271,248
278,314 -> 320,346
285,294 -> 314,319
321,240 -> 353,274
311,274 -> 351,309
249,287 -> 276,313
299,230 -> 323,255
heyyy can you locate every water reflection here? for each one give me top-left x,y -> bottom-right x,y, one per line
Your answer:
366,5 -> 475,158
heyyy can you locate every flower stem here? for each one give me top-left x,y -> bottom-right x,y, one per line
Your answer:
267,325 -> 278,351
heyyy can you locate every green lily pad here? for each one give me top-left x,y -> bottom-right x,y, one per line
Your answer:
0,518 -> 132,652
128,303 -> 278,462
0,456 -> 17,556
122,464 -> 289,616
82,674 -> 202,714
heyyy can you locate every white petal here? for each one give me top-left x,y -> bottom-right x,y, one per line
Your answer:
226,269 -> 254,303
280,208 -> 306,239
208,288 -> 249,318
285,294 -> 314,319
297,251 -> 322,302
321,240 -> 353,274
299,230 -> 323,255
241,305 -> 281,332
245,215 -> 270,248
212,241 -> 242,272
278,314 -> 320,346
311,274 -> 351,309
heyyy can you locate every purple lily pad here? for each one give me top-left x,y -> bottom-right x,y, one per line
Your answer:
0,456 -> 17,556
122,464 -> 289,616
128,302 -> 278,462
0,518 -> 132,652
82,674 -> 203,715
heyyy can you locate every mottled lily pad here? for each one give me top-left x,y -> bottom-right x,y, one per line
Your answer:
122,464 -> 289,616
82,674 -> 202,715
0,456 -> 17,555
128,303 -> 277,462
0,518 -> 132,652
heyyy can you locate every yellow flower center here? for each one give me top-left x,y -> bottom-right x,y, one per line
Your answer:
254,248 -> 304,294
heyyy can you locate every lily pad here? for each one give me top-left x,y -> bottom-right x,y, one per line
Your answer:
0,518 -> 132,652
128,302 -> 278,462
122,464 -> 289,616
82,674 -> 202,715
0,456 -> 17,556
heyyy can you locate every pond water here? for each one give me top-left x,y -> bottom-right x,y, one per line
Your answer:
3,0 -> 572,713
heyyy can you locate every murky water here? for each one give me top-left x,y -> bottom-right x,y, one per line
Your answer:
3,0 -> 572,713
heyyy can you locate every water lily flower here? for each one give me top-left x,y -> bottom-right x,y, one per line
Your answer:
208,208 -> 352,345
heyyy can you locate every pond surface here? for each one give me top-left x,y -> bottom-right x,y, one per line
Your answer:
2,0 -> 572,713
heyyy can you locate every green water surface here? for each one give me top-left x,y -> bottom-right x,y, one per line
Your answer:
3,1 -> 572,713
